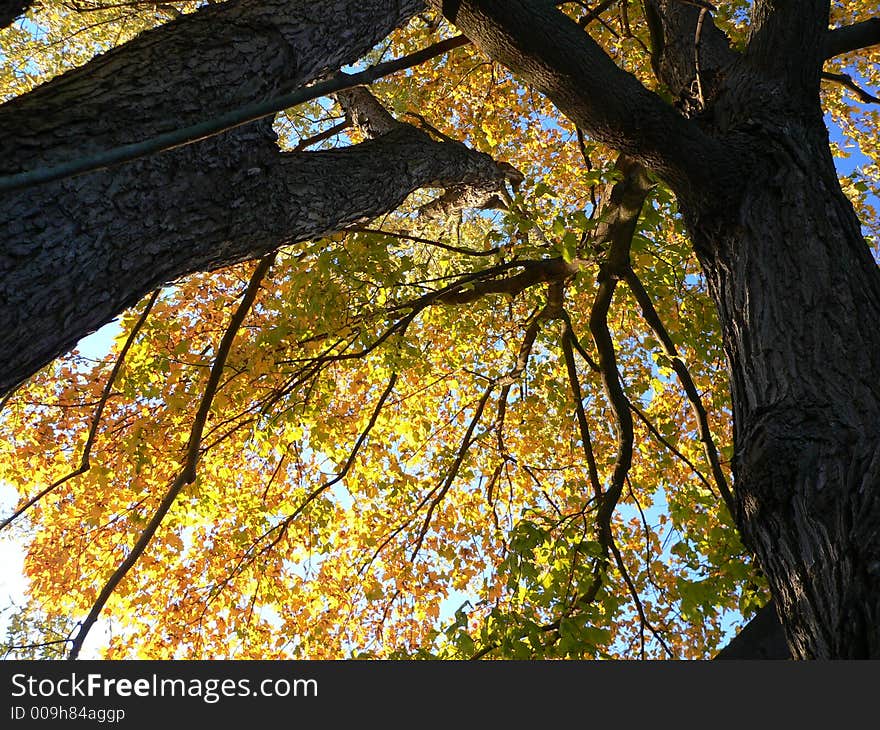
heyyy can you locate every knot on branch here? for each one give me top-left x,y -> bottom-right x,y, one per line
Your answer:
417,159 -> 524,222
334,85 -> 400,138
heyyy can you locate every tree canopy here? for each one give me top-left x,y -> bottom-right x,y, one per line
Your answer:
1,0 -> 879,660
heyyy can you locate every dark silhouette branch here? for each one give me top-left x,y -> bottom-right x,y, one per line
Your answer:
68,253 -> 275,659
411,384 -> 495,559
0,0 -> 31,29
208,371 -> 399,601
821,71 -> 879,104
428,0 -> 732,201
824,17 -> 880,59
624,267 -> 735,516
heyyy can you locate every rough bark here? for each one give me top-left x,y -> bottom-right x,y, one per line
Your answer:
644,0 -> 736,111
426,0 -> 732,204
3,0 -> 880,659
0,0 -> 425,173
0,123 -> 504,395
689,3 -> 880,659
688,108 -> 880,659
0,0 -> 511,396
439,0 -> 880,658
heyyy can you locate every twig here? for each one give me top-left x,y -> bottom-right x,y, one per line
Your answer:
348,226 -> 501,257
410,384 -> 494,559
293,119 -> 351,151
609,535 -> 673,657
237,371 -> 398,567
628,399 -> 715,492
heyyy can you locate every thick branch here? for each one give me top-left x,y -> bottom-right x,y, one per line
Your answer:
0,0 -> 425,173
416,180 -> 508,221
644,0 -> 738,109
335,86 -> 401,139
587,157 -> 650,548
0,37 -> 470,193
0,125 -> 504,396
428,0 -> 730,202
821,71 -> 879,104
0,0 -> 30,29
562,320 -> 602,503
588,156 -> 653,262
433,257 -> 579,305
825,17 -> 880,59
0,290 -> 158,532
624,268 -> 735,516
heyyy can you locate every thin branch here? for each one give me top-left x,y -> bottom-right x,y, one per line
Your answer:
292,120 -> 351,151
562,310 -> 601,372
355,385 -> 502,576
254,372 -> 397,557
574,127 -> 599,213
692,6 -> 709,109
0,290 -> 159,532
628,398 -> 715,492
469,558 -> 606,660
67,253 -> 275,659
625,475 -> 664,595
0,381 -> 22,413
495,305 -> 544,456
821,71 -> 880,104
561,319 -> 602,503
623,267 -> 735,515
410,384 -> 494,559
577,0 -> 617,28
609,535 -> 673,658
213,371 -> 399,598
348,226 -> 501,257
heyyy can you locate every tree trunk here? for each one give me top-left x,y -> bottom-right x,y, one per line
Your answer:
437,0 -> 880,658
0,0 -> 511,397
0,122 -> 502,396
0,0 -> 424,173
684,109 -> 880,658
3,0 -> 879,658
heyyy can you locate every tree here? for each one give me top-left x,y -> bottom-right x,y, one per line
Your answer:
0,0 -> 878,660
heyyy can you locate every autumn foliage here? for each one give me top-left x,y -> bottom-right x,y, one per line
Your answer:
1,0 -> 878,659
